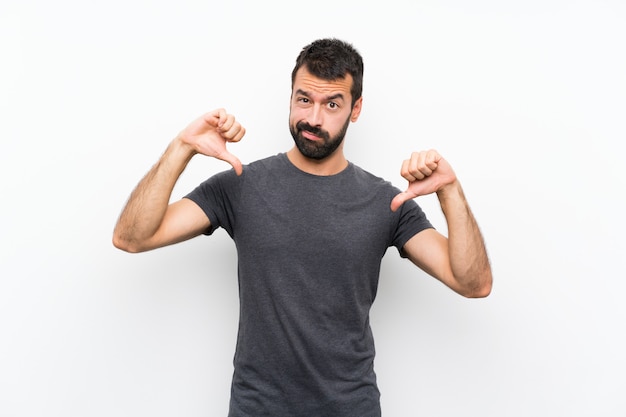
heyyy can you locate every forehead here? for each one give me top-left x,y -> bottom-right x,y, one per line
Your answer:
292,67 -> 353,100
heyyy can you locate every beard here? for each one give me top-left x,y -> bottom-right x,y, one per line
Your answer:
289,116 -> 351,160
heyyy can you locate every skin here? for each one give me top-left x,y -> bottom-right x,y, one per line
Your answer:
113,67 -> 492,298
393,152 -> 492,297
287,67 -> 362,175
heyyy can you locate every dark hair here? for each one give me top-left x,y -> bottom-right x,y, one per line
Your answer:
291,38 -> 364,107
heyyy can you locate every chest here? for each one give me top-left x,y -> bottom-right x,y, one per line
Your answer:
232,178 -> 394,262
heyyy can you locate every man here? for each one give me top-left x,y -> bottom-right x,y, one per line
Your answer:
113,38 -> 492,417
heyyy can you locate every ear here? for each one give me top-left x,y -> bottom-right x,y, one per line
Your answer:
350,97 -> 363,122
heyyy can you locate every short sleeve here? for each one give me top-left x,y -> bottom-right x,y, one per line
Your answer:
392,199 -> 434,258
184,169 -> 241,237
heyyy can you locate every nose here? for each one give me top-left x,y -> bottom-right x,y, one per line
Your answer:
306,104 -> 323,127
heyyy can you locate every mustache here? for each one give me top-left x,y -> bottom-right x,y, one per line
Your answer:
296,121 -> 329,140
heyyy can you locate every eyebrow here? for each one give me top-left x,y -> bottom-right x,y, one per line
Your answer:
295,89 -> 345,102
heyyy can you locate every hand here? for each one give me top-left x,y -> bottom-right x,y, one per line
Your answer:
390,149 -> 457,212
177,108 -> 246,175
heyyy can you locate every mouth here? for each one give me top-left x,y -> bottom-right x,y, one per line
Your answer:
297,122 -> 327,142
300,130 -> 322,141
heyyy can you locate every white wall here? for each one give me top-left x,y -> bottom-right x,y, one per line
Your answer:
1,0 -> 625,416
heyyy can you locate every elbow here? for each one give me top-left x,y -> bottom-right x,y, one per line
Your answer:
112,232 -> 144,253
450,263 -> 492,298
463,270 -> 493,299
467,281 -> 492,298
112,235 -> 131,253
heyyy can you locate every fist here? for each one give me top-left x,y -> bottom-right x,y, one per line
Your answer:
179,108 -> 246,175
390,149 -> 457,212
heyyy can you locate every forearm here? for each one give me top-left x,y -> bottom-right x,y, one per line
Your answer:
113,137 -> 195,252
437,181 -> 492,297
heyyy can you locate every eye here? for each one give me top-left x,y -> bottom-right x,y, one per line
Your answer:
298,97 -> 309,103
328,102 -> 338,109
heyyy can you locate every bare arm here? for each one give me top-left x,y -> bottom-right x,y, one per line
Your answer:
112,109 -> 245,253
391,150 -> 492,298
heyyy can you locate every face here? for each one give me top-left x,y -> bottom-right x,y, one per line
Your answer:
289,67 -> 362,160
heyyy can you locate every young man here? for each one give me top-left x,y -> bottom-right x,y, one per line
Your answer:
113,38 -> 492,417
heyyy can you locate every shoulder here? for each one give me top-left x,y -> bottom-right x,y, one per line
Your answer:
245,153 -> 287,171
236,153 -> 288,180
238,153 -> 291,187
351,163 -> 385,181
197,154 -> 286,187
349,162 -> 401,195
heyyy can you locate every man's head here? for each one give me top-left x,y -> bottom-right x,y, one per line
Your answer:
291,38 -> 363,107
289,38 -> 364,160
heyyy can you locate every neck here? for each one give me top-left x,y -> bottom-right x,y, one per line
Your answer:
286,146 -> 348,176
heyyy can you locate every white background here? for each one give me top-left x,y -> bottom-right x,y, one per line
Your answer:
1,0 -> 625,416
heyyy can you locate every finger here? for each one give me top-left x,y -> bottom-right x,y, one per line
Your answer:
221,121 -> 245,142
202,108 -> 225,128
399,159 -> 418,182
390,191 -> 416,212
218,113 -> 235,133
216,108 -> 228,129
409,152 -> 431,179
424,149 -> 441,171
216,150 -> 243,176
230,126 -> 246,143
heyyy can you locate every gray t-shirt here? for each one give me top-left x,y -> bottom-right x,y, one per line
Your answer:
185,153 -> 433,417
